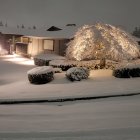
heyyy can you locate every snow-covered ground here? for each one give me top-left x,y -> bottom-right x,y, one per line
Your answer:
34,53 -> 65,60
0,55 -> 140,100
0,95 -> 140,139
0,55 -> 140,139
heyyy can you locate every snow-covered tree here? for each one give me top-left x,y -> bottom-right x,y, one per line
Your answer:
66,23 -> 140,62
66,25 -> 95,61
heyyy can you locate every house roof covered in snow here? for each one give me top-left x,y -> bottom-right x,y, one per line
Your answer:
0,25 -> 78,39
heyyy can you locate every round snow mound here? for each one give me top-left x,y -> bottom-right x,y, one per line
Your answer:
66,67 -> 90,81
27,66 -> 54,84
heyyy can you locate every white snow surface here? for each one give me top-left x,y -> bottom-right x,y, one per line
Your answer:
27,66 -> 53,75
116,59 -> 140,69
0,26 -> 77,39
50,59 -> 100,66
34,53 -> 65,61
0,96 -> 140,139
0,55 -> 140,100
53,67 -> 62,73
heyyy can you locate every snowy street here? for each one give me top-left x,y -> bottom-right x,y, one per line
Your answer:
0,95 -> 140,139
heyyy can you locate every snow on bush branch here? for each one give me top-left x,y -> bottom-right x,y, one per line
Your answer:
66,67 -> 90,81
66,23 -> 140,61
27,66 -> 54,84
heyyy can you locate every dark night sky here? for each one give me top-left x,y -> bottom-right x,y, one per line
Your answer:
0,0 -> 139,32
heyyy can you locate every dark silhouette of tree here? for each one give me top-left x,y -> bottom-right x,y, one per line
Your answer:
5,22 -> 8,27
132,26 -> 140,38
33,25 -> 36,29
21,24 -> 25,29
66,24 -> 76,26
0,21 -> 3,26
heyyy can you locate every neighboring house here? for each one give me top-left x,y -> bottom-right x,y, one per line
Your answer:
0,32 -> 11,54
0,25 -> 77,57
0,32 -> 23,54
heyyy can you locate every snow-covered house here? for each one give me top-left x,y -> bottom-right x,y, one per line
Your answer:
0,25 -> 77,57
15,35 -> 70,57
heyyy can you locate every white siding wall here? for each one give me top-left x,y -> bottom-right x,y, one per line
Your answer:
28,38 -> 43,56
54,40 -> 59,54
27,38 -> 68,57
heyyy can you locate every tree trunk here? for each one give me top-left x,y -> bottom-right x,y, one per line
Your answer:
100,58 -> 106,69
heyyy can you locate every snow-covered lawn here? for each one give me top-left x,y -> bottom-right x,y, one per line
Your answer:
0,55 -> 140,139
0,55 -> 140,100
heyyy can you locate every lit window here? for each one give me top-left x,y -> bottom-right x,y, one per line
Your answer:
44,40 -> 54,50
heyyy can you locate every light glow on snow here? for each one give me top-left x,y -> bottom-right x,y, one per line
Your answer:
0,55 -> 140,100
0,44 -> 8,55
2,54 -> 34,66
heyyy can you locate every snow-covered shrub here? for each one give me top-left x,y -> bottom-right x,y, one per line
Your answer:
113,68 -> 140,78
66,67 -> 90,81
130,68 -> 140,77
113,68 -> 131,78
27,66 -> 54,84
50,60 -> 77,71
50,59 -> 118,71
34,53 -> 65,66
34,58 -> 50,66
113,62 -> 140,78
